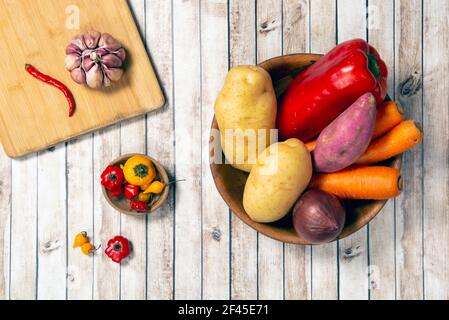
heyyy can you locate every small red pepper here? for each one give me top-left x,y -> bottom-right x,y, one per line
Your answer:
109,186 -> 124,198
277,38 -> 388,141
25,64 -> 76,117
101,165 -> 125,191
124,184 -> 140,200
130,200 -> 148,211
105,235 -> 130,263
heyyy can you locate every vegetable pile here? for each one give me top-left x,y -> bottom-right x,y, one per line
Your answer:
100,155 -> 166,212
214,38 -> 424,244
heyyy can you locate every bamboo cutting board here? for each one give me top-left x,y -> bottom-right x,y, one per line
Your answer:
0,0 -> 164,158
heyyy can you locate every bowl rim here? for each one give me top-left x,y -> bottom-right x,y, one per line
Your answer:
209,53 -> 402,244
101,153 -> 170,216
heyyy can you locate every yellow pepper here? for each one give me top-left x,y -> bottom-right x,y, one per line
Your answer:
123,155 -> 156,187
81,243 -> 97,255
138,192 -> 151,203
143,180 -> 166,194
73,231 -> 89,248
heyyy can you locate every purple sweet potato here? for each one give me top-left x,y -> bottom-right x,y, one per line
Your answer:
312,92 -> 377,173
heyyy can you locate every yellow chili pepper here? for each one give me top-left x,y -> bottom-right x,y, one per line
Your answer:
143,180 -> 165,194
138,192 -> 151,203
80,243 -> 97,255
123,155 -> 156,186
73,231 -> 89,248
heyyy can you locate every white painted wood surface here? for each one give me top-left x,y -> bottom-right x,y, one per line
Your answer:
0,0 -> 448,300
395,0 -> 424,300
337,0 -> 369,300
367,0 -> 396,300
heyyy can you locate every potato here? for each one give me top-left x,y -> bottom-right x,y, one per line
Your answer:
243,138 -> 312,223
312,93 -> 377,173
214,65 -> 277,172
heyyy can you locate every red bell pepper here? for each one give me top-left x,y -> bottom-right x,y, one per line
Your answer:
124,184 -> 140,200
130,200 -> 148,211
109,186 -> 124,198
101,165 -> 125,191
105,235 -> 130,263
277,38 -> 388,141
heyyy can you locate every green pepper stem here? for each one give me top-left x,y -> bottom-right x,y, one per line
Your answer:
367,53 -> 381,80
133,164 -> 149,178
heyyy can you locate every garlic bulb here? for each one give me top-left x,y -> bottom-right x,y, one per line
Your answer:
65,31 -> 126,89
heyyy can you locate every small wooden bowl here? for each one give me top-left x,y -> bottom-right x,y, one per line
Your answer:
102,153 -> 170,216
210,53 -> 402,244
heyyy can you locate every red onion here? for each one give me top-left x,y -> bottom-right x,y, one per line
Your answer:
292,189 -> 346,244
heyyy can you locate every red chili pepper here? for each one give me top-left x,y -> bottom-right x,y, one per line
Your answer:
124,184 -> 140,200
105,235 -> 130,263
100,165 -> 125,191
25,64 -> 76,117
130,200 -> 148,211
109,186 -> 124,198
277,39 -> 388,141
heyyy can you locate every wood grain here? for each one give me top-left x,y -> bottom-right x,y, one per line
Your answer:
0,0 -> 164,158
146,0 -> 175,300
394,0 -> 424,300
173,0 -> 202,299
309,0 -> 338,300
337,0 -> 369,300
229,0 -> 258,300
367,0 -> 396,300
423,0 -> 449,300
37,146 -> 67,299
201,0 -> 230,300
10,155 -> 37,299
0,147 -> 10,299
93,127 -> 121,299
256,0 -> 284,300
67,135 -> 94,299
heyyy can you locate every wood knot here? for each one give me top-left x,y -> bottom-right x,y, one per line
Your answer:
41,239 -> 61,253
259,18 -> 280,34
211,227 -> 221,241
284,1 -> 307,31
67,272 -> 75,282
343,244 -> 363,261
399,73 -> 422,97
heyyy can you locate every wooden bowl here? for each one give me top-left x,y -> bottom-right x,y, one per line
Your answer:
102,153 -> 170,216
210,53 -> 402,244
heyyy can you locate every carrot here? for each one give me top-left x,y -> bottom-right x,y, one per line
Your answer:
305,139 -> 316,152
356,120 -> 423,165
309,165 -> 402,199
305,101 -> 405,153
372,101 -> 405,138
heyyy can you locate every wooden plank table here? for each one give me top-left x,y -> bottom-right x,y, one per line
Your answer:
0,0 -> 448,300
